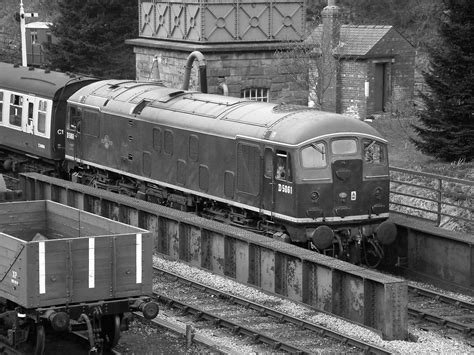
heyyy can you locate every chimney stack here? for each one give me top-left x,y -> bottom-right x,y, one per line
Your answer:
320,0 -> 341,113
322,0 -> 341,50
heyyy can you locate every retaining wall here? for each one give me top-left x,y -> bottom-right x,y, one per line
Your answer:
19,172 -> 408,340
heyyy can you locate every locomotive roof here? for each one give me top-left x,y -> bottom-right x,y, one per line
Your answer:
69,80 -> 386,146
0,62 -> 96,100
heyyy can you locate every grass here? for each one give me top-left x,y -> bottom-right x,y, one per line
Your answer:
368,115 -> 474,181
368,114 -> 472,233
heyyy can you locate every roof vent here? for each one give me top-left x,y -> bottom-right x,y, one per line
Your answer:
132,100 -> 151,115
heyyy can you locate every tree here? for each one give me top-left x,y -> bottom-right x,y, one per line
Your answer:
411,0 -> 474,162
46,0 -> 137,79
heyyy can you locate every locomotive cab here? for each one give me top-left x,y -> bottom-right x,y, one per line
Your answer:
267,134 -> 395,267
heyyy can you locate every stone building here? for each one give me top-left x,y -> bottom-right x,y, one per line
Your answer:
308,0 -> 416,119
126,0 -> 309,105
126,0 -> 415,117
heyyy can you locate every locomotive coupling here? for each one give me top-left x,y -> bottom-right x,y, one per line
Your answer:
131,299 -> 159,320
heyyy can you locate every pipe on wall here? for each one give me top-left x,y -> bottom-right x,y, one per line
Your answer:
182,51 -> 207,93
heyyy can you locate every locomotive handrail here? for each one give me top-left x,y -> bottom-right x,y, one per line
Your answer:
389,166 -> 473,232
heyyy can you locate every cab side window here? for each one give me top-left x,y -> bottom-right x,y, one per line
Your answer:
300,142 -> 327,168
363,139 -> 386,165
68,106 -> 82,131
275,151 -> 291,181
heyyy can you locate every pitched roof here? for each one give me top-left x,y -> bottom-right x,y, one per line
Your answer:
306,25 -> 393,56
25,22 -> 52,29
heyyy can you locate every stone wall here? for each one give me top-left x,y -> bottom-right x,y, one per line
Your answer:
130,39 -> 308,105
339,60 -> 367,120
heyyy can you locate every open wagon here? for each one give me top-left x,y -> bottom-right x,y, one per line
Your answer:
0,200 -> 158,354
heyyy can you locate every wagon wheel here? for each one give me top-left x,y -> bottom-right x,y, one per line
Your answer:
33,323 -> 46,355
101,314 -> 121,350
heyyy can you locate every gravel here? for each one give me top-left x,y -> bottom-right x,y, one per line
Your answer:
153,255 -> 473,354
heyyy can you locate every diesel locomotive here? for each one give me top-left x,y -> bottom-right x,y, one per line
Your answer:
0,62 -> 396,267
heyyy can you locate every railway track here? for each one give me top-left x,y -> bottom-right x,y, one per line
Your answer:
408,284 -> 474,344
0,331 -> 121,355
152,265 -> 393,354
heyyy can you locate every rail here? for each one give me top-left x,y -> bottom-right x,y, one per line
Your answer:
389,166 -> 473,232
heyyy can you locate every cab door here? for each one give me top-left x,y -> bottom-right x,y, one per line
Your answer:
273,150 -> 294,216
66,106 -> 83,161
262,147 -> 275,212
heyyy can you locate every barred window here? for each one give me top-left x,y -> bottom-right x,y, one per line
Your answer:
241,88 -> 269,102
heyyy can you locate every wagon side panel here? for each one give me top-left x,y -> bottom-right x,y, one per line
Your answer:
68,233 -> 154,303
0,234 -> 28,307
113,233 -> 153,297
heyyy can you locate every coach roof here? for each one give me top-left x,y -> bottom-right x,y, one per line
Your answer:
0,62 -> 95,100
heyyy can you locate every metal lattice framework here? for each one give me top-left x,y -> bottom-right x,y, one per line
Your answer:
138,0 -> 306,42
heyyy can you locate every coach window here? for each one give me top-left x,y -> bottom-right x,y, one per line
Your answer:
9,94 -> 23,127
28,102 -> 34,123
38,100 -> 47,133
301,142 -> 327,168
0,91 -> 3,122
275,151 -> 291,181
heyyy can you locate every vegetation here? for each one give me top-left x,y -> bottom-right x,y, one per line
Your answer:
411,0 -> 474,163
46,0 -> 137,79
369,115 -> 473,179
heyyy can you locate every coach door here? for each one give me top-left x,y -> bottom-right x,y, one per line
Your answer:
25,98 -> 34,134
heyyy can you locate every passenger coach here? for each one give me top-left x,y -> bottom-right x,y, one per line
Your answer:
0,63 -> 96,170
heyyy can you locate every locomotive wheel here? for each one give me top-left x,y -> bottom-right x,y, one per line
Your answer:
33,323 -> 46,355
101,314 -> 121,349
363,239 -> 384,268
